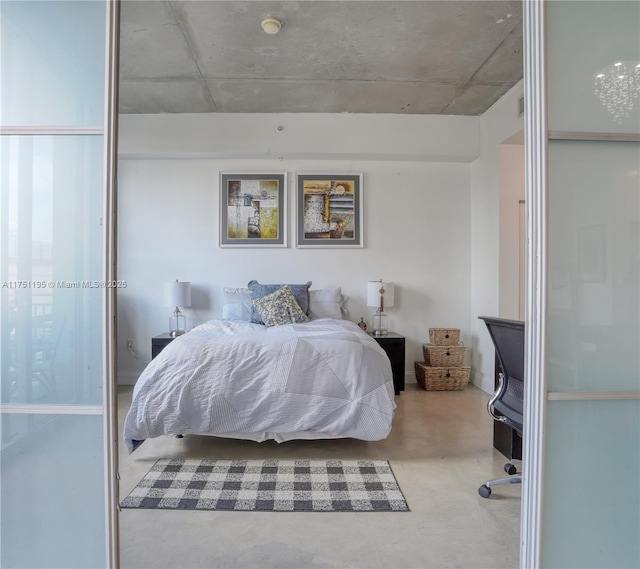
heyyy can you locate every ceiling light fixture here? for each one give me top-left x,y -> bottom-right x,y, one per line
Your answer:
261,17 -> 282,35
594,61 -> 640,123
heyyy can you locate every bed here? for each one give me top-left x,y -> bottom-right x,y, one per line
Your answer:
124,284 -> 396,453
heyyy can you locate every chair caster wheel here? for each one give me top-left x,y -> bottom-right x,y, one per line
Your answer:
504,463 -> 517,475
478,485 -> 492,498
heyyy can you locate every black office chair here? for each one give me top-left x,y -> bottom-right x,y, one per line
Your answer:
477,316 -> 525,498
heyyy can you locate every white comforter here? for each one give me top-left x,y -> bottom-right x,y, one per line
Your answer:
124,318 -> 396,452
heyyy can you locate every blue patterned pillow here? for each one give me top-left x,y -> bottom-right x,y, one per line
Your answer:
252,285 -> 311,326
248,280 -> 312,324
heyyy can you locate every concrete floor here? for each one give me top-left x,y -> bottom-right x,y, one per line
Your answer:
118,383 -> 521,569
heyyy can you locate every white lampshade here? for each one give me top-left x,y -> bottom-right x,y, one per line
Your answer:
164,281 -> 191,308
367,280 -> 394,309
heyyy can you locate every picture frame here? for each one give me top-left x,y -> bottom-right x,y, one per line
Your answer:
577,224 -> 606,282
296,174 -> 363,248
219,173 -> 287,247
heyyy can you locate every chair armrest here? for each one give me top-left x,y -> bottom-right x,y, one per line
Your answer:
487,372 -> 508,423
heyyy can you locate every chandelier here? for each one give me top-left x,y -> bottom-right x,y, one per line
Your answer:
594,61 -> 640,123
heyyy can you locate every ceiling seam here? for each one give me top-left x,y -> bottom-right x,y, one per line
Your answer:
442,18 -> 523,114
167,0 -> 218,112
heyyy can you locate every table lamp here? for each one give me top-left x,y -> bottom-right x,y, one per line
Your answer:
164,280 -> 191,336
367,279 -> 394,336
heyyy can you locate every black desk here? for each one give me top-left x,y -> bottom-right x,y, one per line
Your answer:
493,354 -> 522,460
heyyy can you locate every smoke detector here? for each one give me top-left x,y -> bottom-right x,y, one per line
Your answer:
261,17 -> 282,35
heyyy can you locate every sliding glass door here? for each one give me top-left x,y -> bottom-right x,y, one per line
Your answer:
0,1 -> 119,567
523,2 -> 639,567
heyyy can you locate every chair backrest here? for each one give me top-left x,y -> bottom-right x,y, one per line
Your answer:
478,316 -> 525,434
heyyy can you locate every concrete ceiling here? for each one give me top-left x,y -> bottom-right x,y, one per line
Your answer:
119,0 -> 523,116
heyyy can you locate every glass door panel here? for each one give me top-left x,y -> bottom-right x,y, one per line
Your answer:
540,3 -> 640,568
547,1 -> 640,135
0,1 -> 116,567
542,400 -> 640,569
547,141 -> 640,393
1,135 -> 104,407
0,0 -> 106,127
0,414 -> 106,568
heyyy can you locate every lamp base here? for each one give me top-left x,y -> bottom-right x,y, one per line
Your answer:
169,310 -> 186,337
372,312 -> 389,336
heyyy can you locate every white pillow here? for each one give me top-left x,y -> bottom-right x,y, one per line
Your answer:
222,287 -> 253,321
308,287 -> 347,320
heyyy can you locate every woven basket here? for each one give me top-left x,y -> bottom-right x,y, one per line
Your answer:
415,362 -> 470,391
422,343 -> 466,367
428,328 -> 461,346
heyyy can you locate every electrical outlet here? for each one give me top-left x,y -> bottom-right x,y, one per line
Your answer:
126,338 -> 139,360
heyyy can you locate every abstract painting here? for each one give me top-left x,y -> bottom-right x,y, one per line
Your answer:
219,173 -> 287,247
296,174 -> 363,248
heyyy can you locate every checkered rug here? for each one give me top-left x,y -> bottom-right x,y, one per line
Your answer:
120,459 -> 409,512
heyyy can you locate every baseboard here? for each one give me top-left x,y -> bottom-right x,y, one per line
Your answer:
405,370 -> 417,384
471,370 -> 492,394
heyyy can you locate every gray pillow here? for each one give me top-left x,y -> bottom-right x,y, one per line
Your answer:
247,279 -> 312,324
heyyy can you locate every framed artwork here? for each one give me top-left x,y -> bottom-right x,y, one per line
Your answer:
296,174 -> 363,248
577,224 -> 606,282
219,173 -> 287,247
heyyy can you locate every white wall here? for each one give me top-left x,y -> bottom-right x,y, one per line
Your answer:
499,139 -> 526,319
118,113 -> 480,163
470,80 -> 525,393
117,101 -> 524,389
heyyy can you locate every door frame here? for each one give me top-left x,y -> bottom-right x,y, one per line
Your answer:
521,1 -> 546,566
103,0 -> 120,565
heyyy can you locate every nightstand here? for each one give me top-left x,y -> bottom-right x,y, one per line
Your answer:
369,332 -> 405,394
151,333 -> 175,359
